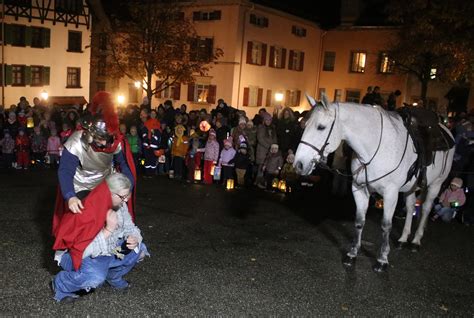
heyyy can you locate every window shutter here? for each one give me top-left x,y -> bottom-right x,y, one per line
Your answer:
25,27 -> 32,47
193,11 -> 200,21
288,50 -> 294,70
173,83 -> 181,100
205,38 -> 213,62
260,43 -> 267,66
214,10 -> 221,20
155,81 -> 163,98
269,46 -> 275,68
263,18 -> 269,27
243,87 -> 249,106
4,24 -> 12,45
296,90 -> 301,106
246,41 -> 253,64
285,90 -> 290,106
299,52 -> 305,71
24,66 -> 31,85
257,88 -> 263,106
187,83 -> 195,102
302,29 -> 307,37
43,28 -> 51,47
43,66 -> 50,85
250,14 -> 256,24
207,85 -> 216,104
281,48 -> 287,69
5,65 -> 12,85
266,89 -> 272,107
292,25 -> 296,34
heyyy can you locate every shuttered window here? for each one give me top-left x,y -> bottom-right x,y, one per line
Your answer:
190,37 -> 213,62
288,50 -> 305,71
12,65 -> 26,86
246,41 -> 267,66
30,66 -> 44,86
243,86 -> 263,107
66,67 -> 81,88
68,31 -> 82,52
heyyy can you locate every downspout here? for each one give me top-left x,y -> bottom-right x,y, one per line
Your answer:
236,3 -> 253,109
314,30 -> 327,99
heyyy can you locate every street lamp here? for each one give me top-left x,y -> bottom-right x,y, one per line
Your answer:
117,94 -> 125,105
134,81 -> 141,89
40,90 -> 49,101
274,92 -> 284,103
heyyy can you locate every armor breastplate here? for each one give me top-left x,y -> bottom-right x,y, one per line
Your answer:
64,131 -> 122,193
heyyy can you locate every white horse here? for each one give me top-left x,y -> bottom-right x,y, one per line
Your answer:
294,94 -> 454,272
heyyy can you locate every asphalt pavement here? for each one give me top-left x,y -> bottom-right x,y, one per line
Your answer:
0,168 -> 472,316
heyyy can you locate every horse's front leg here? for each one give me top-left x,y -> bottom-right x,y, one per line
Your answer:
411,182 -> 442,250
374,190 -> 398,272
397,191 -> 416,248
343,185 -> 370,267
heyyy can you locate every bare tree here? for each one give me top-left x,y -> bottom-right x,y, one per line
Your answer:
105,0 -> 223,102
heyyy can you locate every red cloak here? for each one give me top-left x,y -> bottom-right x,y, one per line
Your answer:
52,181 -> 112,271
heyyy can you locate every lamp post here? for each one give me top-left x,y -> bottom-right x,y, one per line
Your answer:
40,90 -> 49,101
117,94 -> 125,106
274,92 -> 284,114
134,81 -> 141,89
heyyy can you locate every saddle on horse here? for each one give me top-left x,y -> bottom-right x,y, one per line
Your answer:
397,107 -> 454,186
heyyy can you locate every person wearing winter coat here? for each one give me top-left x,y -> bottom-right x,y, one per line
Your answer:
203,129 -> 220,184
431,177 -> 467,222
260,144 -> 283,190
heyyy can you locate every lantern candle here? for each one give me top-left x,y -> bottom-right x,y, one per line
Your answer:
272,178 -> 279,189
278,180 -> 286,192
194,169 -> 201,181
226,178 -> 234,190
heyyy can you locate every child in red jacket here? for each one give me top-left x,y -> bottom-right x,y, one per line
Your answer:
15,128 -> 30,169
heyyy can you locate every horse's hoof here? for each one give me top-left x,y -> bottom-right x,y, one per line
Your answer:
410,243 -> 421,253
395,241 -> 408,250
372,261 -> 389,273
342,255 -> 356,267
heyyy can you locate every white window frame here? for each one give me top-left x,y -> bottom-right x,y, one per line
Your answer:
248,86 -> 259,107
195,83 -> 210,103
272,46 -> 284,68
350,51 -> 366,73
251,42 -> 263,65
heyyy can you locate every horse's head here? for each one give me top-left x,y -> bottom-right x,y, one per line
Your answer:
294,93 -> 342,175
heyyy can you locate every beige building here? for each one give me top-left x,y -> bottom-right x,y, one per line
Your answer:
1,0 -> 91,108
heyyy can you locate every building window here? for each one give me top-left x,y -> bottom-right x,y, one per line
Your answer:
5,0 -> 31,7
291,25 -> 307,37
128,83 -> 139,103
286,90 -> 301,107
379,52 -> 394,74
66,67 -> 81,88
196,84 -> 209,103
190,37 -> 213,62
334,89 -> 342,102
0,64 -> 3,86
323,51 -> 336,72
350,51 -> 366,73
30,66 -> 44,86
55,0 -> 84,14
345,89 -> 361,103
97,56 -> 106,77
193,10 -> 221,21
318,88 -> 326,100
96,81 -> 106,92
249,14 -> 269,28
11,25 -> 26,46
31,27 -> 45,48
269,46 -> 286,69
12,65 -> 25,86
98,33 -> 108,51
288,50 -> 305,71
246,41 -> 267,66
187,83 -> 216,104
68,31 -> 82,52
243,86 -> 263,107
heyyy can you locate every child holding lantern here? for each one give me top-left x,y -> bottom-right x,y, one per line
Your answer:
260,143 -> 283,191
218,137 -> 236,186
185,136 -> 203,182
203,129 -> 220,184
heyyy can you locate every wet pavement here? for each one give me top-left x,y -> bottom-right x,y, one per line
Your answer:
0,168 -> 472,316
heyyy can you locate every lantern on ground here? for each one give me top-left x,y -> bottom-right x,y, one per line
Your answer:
169,170 -> 174,179
272,178 -> 279,189
26,117 -> 34,128
278,180 -> 287,192
194,169 -> 202,182
226,178 -> 235,190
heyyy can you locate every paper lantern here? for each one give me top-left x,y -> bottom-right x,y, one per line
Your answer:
272,178 -> 279,189
226,178 -> 234,190
210,164 -> 215,176
169,170 -> 174,179
278,180 -> 287,192
194,169 -> 201,181
26,117 -> 34,128
199,120 -> 211,132
375,198 -> 384,209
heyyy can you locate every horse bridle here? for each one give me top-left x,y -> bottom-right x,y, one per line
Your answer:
299,104 -> 338,162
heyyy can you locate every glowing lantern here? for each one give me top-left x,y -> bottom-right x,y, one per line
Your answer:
272,178 -> 280,189
140,159 -> 145,166
194,169 -> 201,181
210,164 -> 215,176
375,198 -> 384,209
278,180 -> 287,192
169,170 -> 174,179
226,179 -> 235,190
26,117 -> 34,128
199,120 -> 211,132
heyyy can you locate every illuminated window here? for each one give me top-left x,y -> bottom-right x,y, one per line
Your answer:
430,68 -> 437,79
379,52 -> 394,74
196,84 -> 209,103
350,51 -> 366,73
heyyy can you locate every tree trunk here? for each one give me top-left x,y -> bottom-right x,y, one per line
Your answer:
146,70 -> 153,104
420,79 -> 428,108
